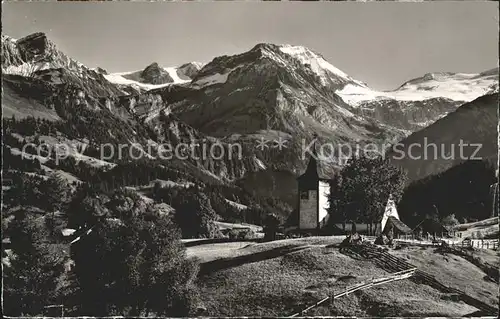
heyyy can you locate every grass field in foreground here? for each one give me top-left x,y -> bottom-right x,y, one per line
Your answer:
191,238 -> 488,316
391,246 -> 499,308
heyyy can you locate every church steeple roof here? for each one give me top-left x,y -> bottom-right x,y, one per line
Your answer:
298,133 -> 337,181
303,145 -> 319,179
299,134 -> 320,181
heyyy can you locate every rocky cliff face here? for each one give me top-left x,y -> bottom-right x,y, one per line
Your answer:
177,62 -> 205,80
155,43 -> 401,146
3,32 -> 87,76
124,62 -> 174,85
2,32 -> 498,190
1,35 -> 24,68
351,97 -> 464,132
1,33 -> 127,99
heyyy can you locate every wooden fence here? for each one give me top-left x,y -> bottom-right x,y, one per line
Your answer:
452,239 -> 498,250
394,238 -> 498,250
351,242 -> 498,315
288,268 -> 417,317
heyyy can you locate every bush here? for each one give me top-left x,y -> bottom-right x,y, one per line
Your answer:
70,189 -> 201,316
3,212 -> 66,316
441,214 -> 459,227
227,229 -> 240,240
237,229 -> 256,240
263,214 -> 280,241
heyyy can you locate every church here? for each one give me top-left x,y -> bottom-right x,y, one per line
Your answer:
296,146 -> 331,231
292,144 -> 411,236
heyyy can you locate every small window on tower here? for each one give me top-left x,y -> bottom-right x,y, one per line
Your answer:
300,191 -> 309,200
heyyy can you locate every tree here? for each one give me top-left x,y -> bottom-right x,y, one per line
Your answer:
327,177 -> 347,231
70,189 -> 200,316
169,189 -> 220,238
398,160 -> 495,226
327,155 -> 407,234
42,173 -> 71,238
441,214 -> 459,227
3,212 -> 66,316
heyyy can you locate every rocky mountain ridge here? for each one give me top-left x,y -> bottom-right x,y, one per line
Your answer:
2,32 -> 498,194
388,93 -> 499,183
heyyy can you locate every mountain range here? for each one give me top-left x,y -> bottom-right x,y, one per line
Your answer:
2,32 -> 498,208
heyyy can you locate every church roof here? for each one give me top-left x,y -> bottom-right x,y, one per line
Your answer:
298,142 -> 337,181
384,216 -> 412,234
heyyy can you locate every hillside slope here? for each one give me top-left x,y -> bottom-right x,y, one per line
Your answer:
389,93 -> 498,182
189,238 -> 497,316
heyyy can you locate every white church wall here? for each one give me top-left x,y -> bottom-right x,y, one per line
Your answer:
299,190 -> 317,229
318,181 -> 330,227
381,197 -> 400,231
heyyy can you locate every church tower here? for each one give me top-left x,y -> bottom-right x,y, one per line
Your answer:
297,137 -> 331,231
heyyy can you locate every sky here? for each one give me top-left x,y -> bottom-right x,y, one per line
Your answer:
2,2 -> 498,90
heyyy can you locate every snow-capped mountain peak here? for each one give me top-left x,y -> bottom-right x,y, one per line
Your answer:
245,43 -> 367,88
104,61 -> 206,91
188,42 -> 368,91
276,44 -> 366,87
337,70 -> 498,106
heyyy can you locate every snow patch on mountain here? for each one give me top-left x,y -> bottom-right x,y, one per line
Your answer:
105,62 -> 204,91
337,71 -> 498,106
191,66 -> 240,88
279,45 -> 347,79
189,62 -> 206,69
4,62 -> 50,76
104,72 -> 173,90
164,67 -> 190,84
277,44 -> 367,87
